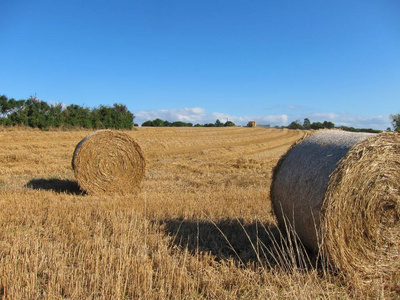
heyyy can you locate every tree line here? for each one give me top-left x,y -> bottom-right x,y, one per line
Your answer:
141,118 -> 235,127
391,114 -> 400,132
285,118 -> 388,133
0,95 -> 134,130
2,94 -> 398,132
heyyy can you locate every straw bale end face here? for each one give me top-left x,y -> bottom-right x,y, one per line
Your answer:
72,130 -> 146,196
271,130 -> 400,283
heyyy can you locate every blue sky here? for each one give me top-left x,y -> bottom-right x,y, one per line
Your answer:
1,0 -> 399,129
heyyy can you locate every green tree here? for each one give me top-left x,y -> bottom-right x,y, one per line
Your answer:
391,114 -> 400,132
98,105 -> 114,128
224,120 -> 235,127
152,118 -> 164,127
323,121 -> 335,129
8,104 -> 28,126
48,104 -> 64,127
172,121 -> 192,127
1,96 -> 27,125
288,120 -> 303,129
310,122 -> 324,130
25,96 -> 51,129
110,103 -> 134,129
63,104 -> 91,128
91,108 -> 103,128
215,119 -> 223,127
0,95 -> 8,117
303,118 -> 311,129
142,120 -> 154,126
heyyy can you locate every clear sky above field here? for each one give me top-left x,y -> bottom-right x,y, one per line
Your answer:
1,0 -> 399,129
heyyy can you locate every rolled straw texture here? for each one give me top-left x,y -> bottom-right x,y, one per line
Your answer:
72,130 -> 145,195
271,130 -> 400,280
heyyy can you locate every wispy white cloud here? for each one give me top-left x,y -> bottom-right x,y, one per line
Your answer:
134,107 -> 392,129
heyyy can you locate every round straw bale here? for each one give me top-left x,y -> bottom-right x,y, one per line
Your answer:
271,130 -> 400,280
72,130 -> 145,195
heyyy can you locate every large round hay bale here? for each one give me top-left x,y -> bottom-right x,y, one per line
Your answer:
72,130 -> 146,195
271,130 -> 400,281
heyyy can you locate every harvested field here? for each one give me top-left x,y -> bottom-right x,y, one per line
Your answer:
0,127 -> 397,299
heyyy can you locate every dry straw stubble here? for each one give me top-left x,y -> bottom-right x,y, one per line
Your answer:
271,130 -> 400,285
72,130 -> 146,195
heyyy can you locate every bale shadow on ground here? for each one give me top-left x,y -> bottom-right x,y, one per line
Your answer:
26,178 -> 83,195
161,218 -> 317,270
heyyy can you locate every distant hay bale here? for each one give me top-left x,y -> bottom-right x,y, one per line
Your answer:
271,130 -> 400,281
247,121 -> 257,127
72,130 -> 145,195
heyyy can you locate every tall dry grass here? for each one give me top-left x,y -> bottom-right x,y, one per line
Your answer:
0,127 -> 396,299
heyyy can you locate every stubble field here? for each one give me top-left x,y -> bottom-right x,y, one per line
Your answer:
0,127 -> 391,299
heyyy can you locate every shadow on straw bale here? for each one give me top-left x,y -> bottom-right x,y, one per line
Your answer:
26,178 -> 82,195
